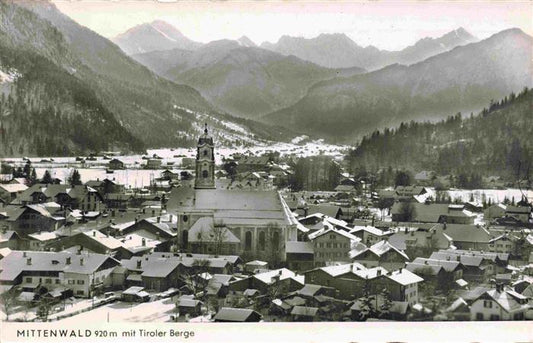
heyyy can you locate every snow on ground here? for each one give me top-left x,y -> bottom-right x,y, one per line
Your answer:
447,188 -> 533,204
57,298 -> 176,323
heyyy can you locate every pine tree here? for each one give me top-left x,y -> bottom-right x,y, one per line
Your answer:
69,169 -> 82,186
42,170 -> 53,184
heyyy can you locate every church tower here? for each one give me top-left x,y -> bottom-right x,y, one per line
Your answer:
195,123 -> 216,189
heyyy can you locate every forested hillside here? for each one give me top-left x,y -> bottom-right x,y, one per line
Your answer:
346,88 -> 533,181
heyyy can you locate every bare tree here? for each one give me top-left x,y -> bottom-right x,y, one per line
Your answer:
0,289 -> 18,321
211,221 -> 228,257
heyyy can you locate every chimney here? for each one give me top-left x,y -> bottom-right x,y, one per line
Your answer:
66,257 -> 71,265
377,269 -> 382,276
135,217 -> 138,223
136,260 -> 142,269
26,257 -> 32,265
23,251 -> 27,257
152,210 -> 155,216
80,258 -> 84,266
424,260 -> 429,265
157,216 -> 161,223
93,231 -> 96,237
456,255 -> 460,262
169,214 -> 173,222
142,238 -> 146,246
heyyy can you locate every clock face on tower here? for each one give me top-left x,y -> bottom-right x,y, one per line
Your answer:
195,124 -> 215,189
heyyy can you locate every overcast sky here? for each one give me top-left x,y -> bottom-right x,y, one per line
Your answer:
52,0 -> 532,51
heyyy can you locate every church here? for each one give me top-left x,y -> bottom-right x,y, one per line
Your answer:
166,125 -> 302,264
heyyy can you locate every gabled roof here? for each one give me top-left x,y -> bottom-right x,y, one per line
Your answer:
188,217 -> 240,243
253,268 -> 304,286
214,308 -> 261,322
474,289 -> 529,312
291,306 -> 318,317
0,183 -> 28,193
351,240 -> 409,261
0,251 -> 119,281
410,257 -> 461,272
309,226 -> 360,242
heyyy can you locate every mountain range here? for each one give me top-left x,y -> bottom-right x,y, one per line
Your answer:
111,20 -> 202,55
131,40 -> 365,118
263,28 -> 533,142
260,28 -> 478,70
0,1 -> 286,156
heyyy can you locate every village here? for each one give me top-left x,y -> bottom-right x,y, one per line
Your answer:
0,126 -> 532,323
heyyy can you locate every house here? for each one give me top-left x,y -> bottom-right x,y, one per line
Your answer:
290,306 -> 319,321
213,307 -> 262,322
104,193 -> 132,210
406,257 -> 463,290
350,295 -> 410,321
0,230 -> 26,250
121,215 -> 177,242
350,225 -> 394,246
303,263 -> 423,305
309,227 -> 360,266
121,255 -> 185,292
441,224 -> 492,250
145,159 -> 162,170
85,179 -> 124,196
488,233 -> 521,255
177,296 -> 203,316
108,159 -> 125,170
388,225 -> 452,252
391,203 -> 475,224
4,204 -> 65,235
229,268 -> 304,295
244,260 -> 269,274
14,184 -> 104,212
484,204 -> 507,221
469,286 -> 529,320
0,251 -> 120,297
445,297 -> 470,321
285,241 -> 315,271
296,204 -> 343,220
504,206 -> 531,223
50,230 -> 158,260
350,240 -> 410,270
27,231 -> 57,251
122,286 -> 150,302
0,183 -> 28,203
429,249 -> 506,282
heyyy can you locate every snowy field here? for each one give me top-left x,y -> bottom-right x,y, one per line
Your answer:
57,298 -> 176,323
1,141 -> 349,188
447,188 -> 533,204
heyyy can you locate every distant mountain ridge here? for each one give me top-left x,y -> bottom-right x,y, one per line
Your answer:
112,20 -> 202,54
131,40 -> 366,118
261,28 -> 477,70
263,28 -> 533,142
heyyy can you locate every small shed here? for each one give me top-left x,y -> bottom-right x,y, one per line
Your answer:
244,260 -> 269,274
290,306 -> 319,321
122,286 -> 150,302
177,297 -> 203,316
213,307 -> 262,322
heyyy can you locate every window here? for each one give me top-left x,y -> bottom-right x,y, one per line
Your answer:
476,313 -> 483,321
326,243 -> 331,248
514,312 -> 524,320
483,300 -> 492,308
45,278 -> 52,284
330,234 -> 336,240
202,170 -> 209,178
76,290 -> 84,295
183,215 -> 189,223
77,280 -> 85,285
68,280 -> 74,285
258,232 -> 266,251
55,279 -> 60,284
203,150 -> 208,156
332,243 -> 337,249
245,231 -> 252,251
489,314 -> 499,321
319,243 -> 324,248
25,277 -> 32,283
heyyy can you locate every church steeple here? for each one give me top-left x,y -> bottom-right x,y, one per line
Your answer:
195,123 -> 215,189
